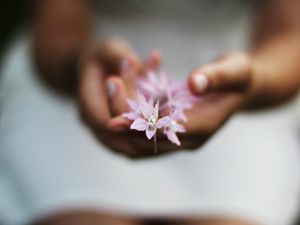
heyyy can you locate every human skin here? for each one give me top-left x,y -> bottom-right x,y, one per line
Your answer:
32,0 -> 300,158
82,1 -> 300,157
32,210 -> 256,225
30,0 -> 300,224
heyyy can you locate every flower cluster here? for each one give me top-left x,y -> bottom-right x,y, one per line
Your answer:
123,71 -> 197,147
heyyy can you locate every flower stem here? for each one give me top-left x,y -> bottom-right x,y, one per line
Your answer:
154,134 -> 157,154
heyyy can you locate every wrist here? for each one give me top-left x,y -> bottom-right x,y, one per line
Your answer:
33,43 -> 87,96
239,53 -> 262,109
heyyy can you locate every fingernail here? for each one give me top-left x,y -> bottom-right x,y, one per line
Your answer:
121,59 -> 129,72
194,74 -> 208,93
106,80 -> 117,97
121,58 -> 134,73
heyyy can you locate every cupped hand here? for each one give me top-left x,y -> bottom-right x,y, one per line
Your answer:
106,52 -> 253,158
78,39 -> 163,157
182,52 -> 252,145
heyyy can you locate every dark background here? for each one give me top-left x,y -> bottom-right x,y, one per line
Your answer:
0,1 -> 28,59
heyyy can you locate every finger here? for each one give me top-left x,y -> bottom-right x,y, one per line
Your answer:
121,59 -> 139,98
183,93 -> 244,134
188,52 -> 252,95
96,130 -> 139,158
117,47 -> 143,99
98,39 -> 142,75
147,49 -> 162,71
107,115 -> 131,132
141,49 -> 162,75
106,76 -> 130,117
79,60 -> 111,127
119,50 -> 161,98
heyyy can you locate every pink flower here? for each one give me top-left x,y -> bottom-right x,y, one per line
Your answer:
159,82 -> 198,121
123,91 -> 153,120
130,101 -> 168,140
157,110 -> 186,145
137,71 -> 170,99
166,82 -> 198,110
123,70 -> 196,148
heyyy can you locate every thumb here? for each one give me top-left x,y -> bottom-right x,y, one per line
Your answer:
188,53 -> 252,95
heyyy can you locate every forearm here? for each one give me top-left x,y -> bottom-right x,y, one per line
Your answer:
244,0 -> 300,108
246,33 -> 300,108
32,0 -> 93,95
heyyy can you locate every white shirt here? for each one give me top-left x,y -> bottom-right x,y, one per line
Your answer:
1,1 -> 300,225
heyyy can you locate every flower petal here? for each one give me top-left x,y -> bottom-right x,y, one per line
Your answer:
136,91 -> 147,104
154,101 -> 159,118
179,112 -> 188,122
127,99 -> 138,110
146,128 -> 156,140
123,112 -> 139,120
165,129 -> 180,145
147,71 -> 157,84
156,116 -> 171,129
130,118 -> 148,131
148,97 -> 154,106
170,109 -> 181,120
176,123 -> 186,133
141,102 -> 154,118
138,81 -> 157,95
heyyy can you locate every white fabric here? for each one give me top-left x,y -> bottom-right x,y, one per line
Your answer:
1,1 -> 300,225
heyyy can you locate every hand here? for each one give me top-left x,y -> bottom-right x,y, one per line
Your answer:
181,52 -> 252,146
78,39 -> 163,157
106,52 -> 253,158
80,48 -> 252,158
